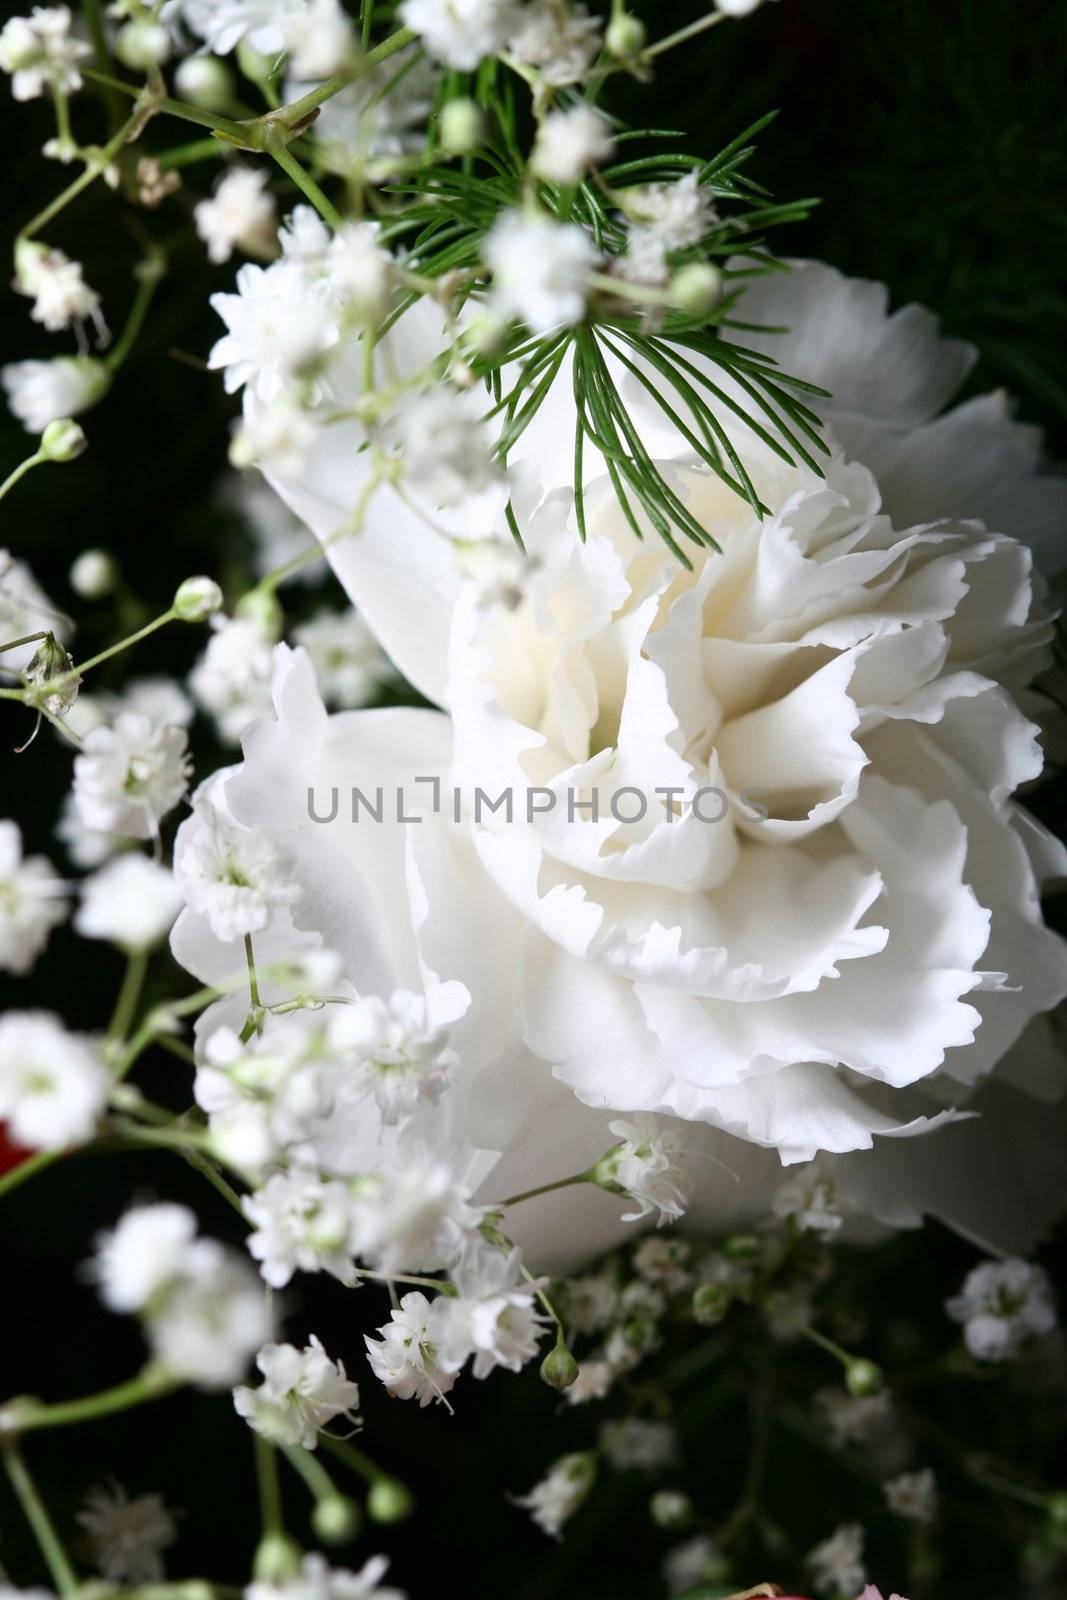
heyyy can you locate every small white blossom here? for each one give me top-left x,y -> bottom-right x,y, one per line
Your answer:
284,0 -> 354,77
73,713 -> 191,839
508,0 -> 602,86
816,1386 -> 895,1450
77,1483 -> 178,1584
773,1164 -> 845,1236
351,1157 -> 482,1276
174,788 -> 300,942
0,1011 -> 106,1150
2,355 -> 108,432
436,1242 -> 547,1378
75,855 -> 182,949
515,1452 -> 596,1539
326,988 -> 455,1122
293,610 -> 394,710
884,1467 -> 937,1524
231,393 -> 318,476
564,1358 -> 615,1405
600,1417 -> 678,1473
326,221 -> 393,324
0,7 -> 89,101
388,389 -> 502,509
189,613 -> 277,742
14,241 -> 104,336
531,105 -> 614,185
485,210 -> 597,333
563,1271 -> 619,1334
197,1022 -> 333,1176
663,1536 -> 729,1595
633,1236 -> 692,1293
243,1167 -> 361,1288
0,820 -> 67,973
92,1202 -> 200,1313
454,531 -> 531,611
399,0 -> 520,69
364,1291 -> 456,1408
149,1239 -> 270,1387
716,0 -> 772,15
195,168 -> 278,265
808,1522 -> 867,1600
233,1335 -> 360,1448
597,1114 -> 691,1224
946,1257 -> 1057,1361
246,1552 -> 406,1600
170,0 -> 310,56
626,170 -> 717,252
209,262 -> 340,401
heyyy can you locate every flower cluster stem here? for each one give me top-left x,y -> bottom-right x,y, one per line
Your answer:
1,1443 -> 80,1595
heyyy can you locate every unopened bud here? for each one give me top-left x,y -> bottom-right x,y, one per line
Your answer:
116,19 -> 172,70
236,40 -> 274,86
540,1340 -> 580,1391
650,1489 -> 693,1530
312,1495 -> 361,1544
845,1358 -> 884,1398
1048,1492 -> 1067,1531
722,1232 -> 761,1263
25,635 -> 79,716
252,1533 -> 301,1584
69,550 -> 117,600
439,98 -> 484,155
173,576 -> 224,621
691,1282 -> 731,1326
174,54 -> 235,113
236,587 -> 283,634
41,417 -> 87,461
671,261 -> 723,316
606,13 -> 647,57
367,1478 -> 414,1524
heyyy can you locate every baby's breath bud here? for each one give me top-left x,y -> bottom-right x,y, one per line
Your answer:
236,40 -> 274,87
439,97 -> 484,155
69,549 -> 117,599
367,1478 -> 414,1524
650,1489 -> 694,1530
41,417 -> 87,461
252,1533 -> 302,1584
1047,1493 -> 1067,1531
606,13 -> 647,57
115,19 -> 172,70
237,587 -> 283,633
691,1282 -> 731,1326
174,54 -> 235,112
25,635 -> 79,716
671,261 -> 723,315
174,576 -> 224,622
540,1339 -> 580,1391
312,1495 -> 362,1544
722,1232 -> 761,1262
845,1358 -> 884,1398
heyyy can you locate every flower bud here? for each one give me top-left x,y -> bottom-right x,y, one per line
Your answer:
25,635 -> 79,717
312,1495 -> 361,1544
671,261 -> 723,316
650,1489 -> 693,1530
252,1533 -> 301,1584
367,1478 -> 414,1524
174,54 -> 235,113
70,549 -> 117,600
439,98 -> 484,155
540,1340 -> 580,1391
722,1232 -> 761,1262
236,587 -> 283,633
606,13 -> 647,57
236,40 -> 274,86
40,417 -> 87,461
1048,1493 -> 1067,1531
173,576 -> 224,621
116,19 -> 172,70
845,1358 -> 884,1398
691,1282 -> 731,1326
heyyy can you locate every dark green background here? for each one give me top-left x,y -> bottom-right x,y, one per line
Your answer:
2,3 -> 1065,1597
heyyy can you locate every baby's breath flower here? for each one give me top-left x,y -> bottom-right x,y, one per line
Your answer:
531,105 -> 614,186
195,168 -> 278,266
399,0 -> 521,70
234,1336 -> 361,1449
0,820 -> 67,974
0,1011 -> 106,1149
484,210 -> 597,333
946,1258 -> 1057,1362
77,1482 -> 178,1584
515,1451 -> 597,1539
0,6 -> 89,101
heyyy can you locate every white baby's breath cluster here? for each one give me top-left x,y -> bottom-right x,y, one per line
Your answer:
0,2 -> 1064,1596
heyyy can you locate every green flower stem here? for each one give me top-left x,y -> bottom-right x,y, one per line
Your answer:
798,1323 -> 856,1371
255,1434 -> 285,1538
19,109 -> 142,241
105,1119 -> 214,1156
106,249 -> 167,374
272,28 -> 417,133
319,1432 -> 389,1487
643,9 -> 727,62
66,607 -> 178,679
245,934 -> 262,1011
6,1366 -> 178,1435
0,451 -> 47,505
108,947 -> 150,1044
0,1147 -> 65,1202
353,1268 -> 451,1292
267,135 -> 342,227
1,1443 -> 80,1595
497,1172 -> 591,1208
0,632 -> 49,658
156,138 -> 227,171
281,1442 -> 340,1506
